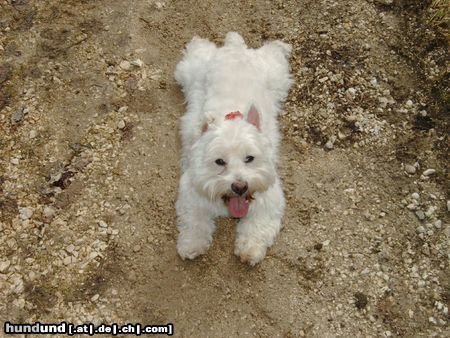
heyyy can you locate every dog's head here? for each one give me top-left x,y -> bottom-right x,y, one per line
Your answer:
190,105 -> 276,218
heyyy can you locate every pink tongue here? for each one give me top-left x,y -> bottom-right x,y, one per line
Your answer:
228,196 -> 249,218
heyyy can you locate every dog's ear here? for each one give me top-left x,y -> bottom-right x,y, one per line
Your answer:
201,111 -> 219,133
247,105 -> 260,130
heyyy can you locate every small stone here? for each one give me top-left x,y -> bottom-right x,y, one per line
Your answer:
133,245 -> 141,252
411,193 -> 420,200
416,225 -> 426,234
446,200 -> 450,212
378,97 -> 388,108
415,210 -> 425,220
10,158 -> 19,165
354,292 -> 368,310
11,107 -> 28,124
0,260 -> 11,273
91,294 -> 100,302
155,1 -> 164,9
347,87 -> 356,97
63,256 -> 73,265
12,298 -> 25,309
119,60 -> 131,71
19,207 -> 33,220
98,220 -> 108,228
425,206 -> 437,217
337,131 -> 346,140
131,59 -> 143,67
325,135 -> 336,150
118,106 -> 128,113
29,130 -> 37,139
43,206 -> 55,220
405,99 -> 413,107
404,164 -> 416,174
117,120 -> 126,129
322,239 -> 330,246
422,169 -> 436,176
434,220 -> 442,229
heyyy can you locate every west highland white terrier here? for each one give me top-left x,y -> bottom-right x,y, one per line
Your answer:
174,32 -> 292,265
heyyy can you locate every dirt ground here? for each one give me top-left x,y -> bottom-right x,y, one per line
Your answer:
0,0 -> 449,337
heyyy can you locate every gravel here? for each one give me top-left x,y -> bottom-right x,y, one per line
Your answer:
404,164 -> 416,174
422,169 -> 436,176
0,0 -> 447,336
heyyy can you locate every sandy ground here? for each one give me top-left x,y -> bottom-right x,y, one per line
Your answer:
0,0 -> 449,337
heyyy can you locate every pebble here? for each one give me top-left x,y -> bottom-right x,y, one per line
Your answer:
347,87 -> 356,97
416,225 -> 425,234
118,106 -> 128,113
422,169 -> 436,176
29,130 -> 37,139
98,220 -> 108,228
411,193 -> 420,200
133,245 -> 141,252
325,135 -> 336,150
424,206 -> 437,217
0,260 -> 11,273
43,206 -> 56,220
91,294 -> 100,302
11,107 -> 28,124
447,200 -> 450,212
405,99 -> 413,107
325,140 -> 334,149
119,60 -> 131,71
10,158 -> 19,165
117,120 -> 126,129
434,220 -> 442,229
19,207 -> 33,220
130,59 -> 143,67
415,210 -> 425,220
63,256 -> 73,265
404,164 -> 416,174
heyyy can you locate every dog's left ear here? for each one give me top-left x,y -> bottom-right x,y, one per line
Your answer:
247,105 -> 260,131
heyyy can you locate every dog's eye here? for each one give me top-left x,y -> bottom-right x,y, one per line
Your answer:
245,156 -> 254,163
215,158 -> 226,166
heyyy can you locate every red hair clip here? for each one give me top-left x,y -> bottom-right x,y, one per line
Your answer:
225,111 -> 243,120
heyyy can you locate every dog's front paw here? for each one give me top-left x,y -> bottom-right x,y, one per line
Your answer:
234,238 -> 267,266
177,235 -> 211,260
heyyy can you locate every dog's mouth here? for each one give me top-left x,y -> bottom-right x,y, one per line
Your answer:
222,194 -> 254,218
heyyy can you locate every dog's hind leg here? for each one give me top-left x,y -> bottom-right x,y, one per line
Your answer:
224,31 -> 246,47
174,36 -> 217,91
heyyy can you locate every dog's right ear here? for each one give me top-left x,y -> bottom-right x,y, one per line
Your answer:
201,112 -> 219,134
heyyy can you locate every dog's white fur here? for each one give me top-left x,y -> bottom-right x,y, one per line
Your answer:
174,32 -> 292,265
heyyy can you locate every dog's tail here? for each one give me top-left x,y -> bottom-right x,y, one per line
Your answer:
224,32 -> 246,47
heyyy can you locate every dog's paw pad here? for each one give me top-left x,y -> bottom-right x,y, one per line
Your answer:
234,240 -> 267,266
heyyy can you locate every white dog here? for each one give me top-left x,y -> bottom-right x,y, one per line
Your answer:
174,32 -> 292,265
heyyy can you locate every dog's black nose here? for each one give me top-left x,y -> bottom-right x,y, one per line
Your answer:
231,181 -> 248,196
